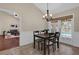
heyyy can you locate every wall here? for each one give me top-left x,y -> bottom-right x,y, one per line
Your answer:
19,4 -> 47,46
53,7 -> 79,47
0,11 -> 19,35
0,3 -> 47,46
20,4 -> 47,31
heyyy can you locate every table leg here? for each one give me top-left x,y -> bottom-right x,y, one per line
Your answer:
33,35 -> 35,48
43,39 -> 46,55
57,38 -> 59,48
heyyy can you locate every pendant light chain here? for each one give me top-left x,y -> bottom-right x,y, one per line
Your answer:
47,3 -> 49,15
47,3 -> 48,10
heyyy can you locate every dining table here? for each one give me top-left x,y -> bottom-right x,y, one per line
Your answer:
33,33 -> 54,55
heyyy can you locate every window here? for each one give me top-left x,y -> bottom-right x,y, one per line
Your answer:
61,20 -> 72,38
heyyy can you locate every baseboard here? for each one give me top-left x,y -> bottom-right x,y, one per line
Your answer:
60,42 -> 79,48
20,42 -> 79,49
20,42 -> 33,48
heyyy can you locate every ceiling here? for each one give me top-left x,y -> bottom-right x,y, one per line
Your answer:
34,3 -> 79,14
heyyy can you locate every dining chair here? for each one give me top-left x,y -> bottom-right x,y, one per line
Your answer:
33,30 -> 46,50
40,29 -> 49,34
40,33 -> 55,54
33,31 -> 41,49
50,32 -> 60,48
40,32 -> 60,55
48,32 -> 60,54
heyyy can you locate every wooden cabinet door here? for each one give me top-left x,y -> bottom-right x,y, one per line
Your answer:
0,36 -> 19,51
10,37 -> 19,48
4,37 -> 19,50
0,39 -> 4,51
4,39 -> 13,49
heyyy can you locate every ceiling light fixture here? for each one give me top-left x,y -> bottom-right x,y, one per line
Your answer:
43,3 -> 52,22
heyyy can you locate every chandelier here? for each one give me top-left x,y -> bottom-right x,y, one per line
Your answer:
43,3 -> 52,21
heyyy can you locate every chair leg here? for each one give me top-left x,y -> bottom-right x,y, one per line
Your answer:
41,43 -> 43,51
48,41 -> 50,55
38,42 -> 40,50
57,38 -> 59,48
52,43 -> 55,52
53,43 -> 56,52
52,39 -> 56,52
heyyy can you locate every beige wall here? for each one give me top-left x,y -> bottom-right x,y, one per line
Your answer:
0,11 -> 19,35
53,7 -> 79,32
20,4 -> 47,31
0,3 -> 47,33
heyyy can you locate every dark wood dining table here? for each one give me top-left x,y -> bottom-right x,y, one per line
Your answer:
33,33 -> 54,55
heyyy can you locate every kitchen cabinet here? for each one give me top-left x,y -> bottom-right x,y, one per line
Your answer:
0,36 -> 19,51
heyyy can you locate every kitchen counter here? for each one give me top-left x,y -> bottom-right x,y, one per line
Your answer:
5,35 -> 19,39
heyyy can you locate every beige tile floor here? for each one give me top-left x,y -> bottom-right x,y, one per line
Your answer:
0,43 -> 79,55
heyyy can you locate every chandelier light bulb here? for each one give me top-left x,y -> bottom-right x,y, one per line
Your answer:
43,15 -> 45,18
45,14 -> 47,16
50,14 -> 52,17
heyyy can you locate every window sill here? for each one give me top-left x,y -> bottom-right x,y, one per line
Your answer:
60,36 -> 72,39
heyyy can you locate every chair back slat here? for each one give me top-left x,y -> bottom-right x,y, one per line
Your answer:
33,31 -> 39,35
54,32 -> 60,38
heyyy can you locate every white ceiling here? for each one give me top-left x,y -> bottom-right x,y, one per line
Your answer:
34,3 -> 79,14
